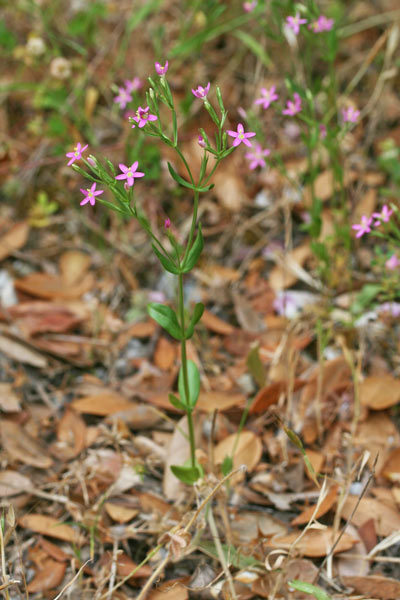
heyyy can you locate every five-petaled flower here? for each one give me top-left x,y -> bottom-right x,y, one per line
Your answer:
131,106 -> 158,128
80,183 -> 103,207
254,86 -> 279,110
227,123 -> 256,147
124,77 -> 143,93
243,1 -> 257,12
114,87 -> 133,110
245,143 -> 270,170
286,13 -> 307,35
386,255 -> 400,270
310,15 -> 334,32
66,142 -> 88,166
352,215 -> 373,238
115,162 -> 145,187
373,204 -> 393,226
155,61 -> 168,75
282,93 -> 302,116
192,83 -> 210,99
342,106 -> 360,123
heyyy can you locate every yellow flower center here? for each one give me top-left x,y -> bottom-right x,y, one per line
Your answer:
127,170 -> 133,177
239,133 -> 244,139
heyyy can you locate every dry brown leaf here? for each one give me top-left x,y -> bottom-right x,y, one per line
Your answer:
26,557 -> 66,593
105,502 -> 139,523
269,242 -> 313,291
336,523 -> 369,579
214,430 -> 262,483
0,421 -> 53,468
355,412 -> 400,474
51,409 -> 87,460
15,271 -> 94,300
0,382 -> 21,412
19,514 -> 84,544
213,169 -> 248,212
270,527 -> 356,557
9,302 -> 83,336
341,575 -> 400,600
163,416 -> 191,501
341,496 -> 400,537
59,250 -> 91,286
148,581 -> 189,600
359,374 -> 400,410
39,537 -> 70,562
71,392 -> 134,416
0,470 -> 32,496
291,485 -> 338,526
113,552 -> 152,581
0,333 -> 48,367
250,379 -> 306,414
0,221 -> 29,262
196,391 -> 245,412
201,310 -> 235,335
381,448 -> 400,482
153,336 -> 176,371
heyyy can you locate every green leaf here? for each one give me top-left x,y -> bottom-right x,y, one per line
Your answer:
0,20 -> 17,51
168,393 -> 186,411
181,225 -> 203,273
170,464 -> 200,484
167,162 -> 195,190
178,360 -> 200,408
288,580 -> 332,600
152,244 -> 181,275
232,30 -> 272,67
221,455 -> 233,477
185,302 -> 204,339
147,303 -> 182,340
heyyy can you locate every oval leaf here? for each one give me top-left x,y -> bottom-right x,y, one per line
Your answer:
178,360 -> 200,408
182,225 -> 204,273
147,303 -> 182,340
152,244 -> 181,275
170,464 -> 200,484
185,302 -> 204,339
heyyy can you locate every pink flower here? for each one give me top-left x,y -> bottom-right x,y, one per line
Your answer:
155,61 -> 168,75
254,86 -> 279,110
227,123 -> 256,148
198,135 -> 206,148
115,161 -> 145,187
245,143 -> 270,170
243,1 -> 257,12
124,77 -> 143,93
80,183 -> 103,206
164,218 -> 171,229
310,15 -> 334,32
286,13 -> 307,35
66,142 -> 88,166
114,87 -> 133,110
131,106 -> 158,128
373,204 -> 393,226
386,254 -> 400,270
352,215 -> 373,238
282,93 -> 302,116
319,124 -> 327,139
342,106 -> 360,123
192,83 -> 210,99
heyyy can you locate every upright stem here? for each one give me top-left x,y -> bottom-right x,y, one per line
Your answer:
183,190 -> 199,264
178,271 -> 196,469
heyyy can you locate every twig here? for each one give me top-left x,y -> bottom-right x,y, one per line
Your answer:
52,559 -> 91,600
207,506 -> 237,600
135,553 -> 170,600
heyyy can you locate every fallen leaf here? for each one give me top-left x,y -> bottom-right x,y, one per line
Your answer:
250,379 -> 306,414
0,221 -> 29,262
291,485 -> 338,526
59,250 -> 91,286
269,242 -> 313,291
9,302 -> 83,336
105,502 -> 138,523
19,514 -> 84,544
153,336 -> 176,371
71,392 -> 134,416
163,416 -> 191,500
0,382 -> 21,412
15,271 -> 94,300
214,430 -> 262,482
336,523 -> 369,578
0,421 -> 53,468
269,527 -> 356,557
340,496 -> 400,537
108,552 -> 151,581
382,448 -> 400,482
341,575 -> 400,600
0,470 -> 32,496
359,374 -> 400,410
51,409 -> 87,460
201,310 -> 235,335
0,333 -> 48,367
39,537 -> 70,562
147,580 -> 189,600
196,391 -> 245,412
27,557 -> 66,593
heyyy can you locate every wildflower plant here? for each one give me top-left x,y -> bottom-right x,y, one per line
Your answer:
69,63 -> 254,485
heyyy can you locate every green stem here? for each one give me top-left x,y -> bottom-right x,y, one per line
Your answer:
174,145 -> 195,186
178,272 -> 196,469
183,190 -> 200,264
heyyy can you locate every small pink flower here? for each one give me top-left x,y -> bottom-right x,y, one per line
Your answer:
66,142 -> 88,166
342,106 -> 360,123
310,15 -> 334,32
282,93 -> 302,116
114,87 -> 133,110
87,157 -> 96,167
80,183 -> 103,206
115,162 -> 145,187
286,13 -> 307,35
319,124 -> 327,139
124,77 -> 143,93
254,86 -> 279,110
192,83 -> 210,99
155,61 -> 168,75
243,1 -> 257,12
352,215 -> 373,238
386,254 -> 400,270
198,135 -> 206,148
131,106 -> 158,128
164,218 -> 171,229
373,204 -> 393,226
245,143 -> 270,170
227,123 -> 256,148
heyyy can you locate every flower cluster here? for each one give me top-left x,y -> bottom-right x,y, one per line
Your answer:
114,76 -> 142,110
352,205 -> 393,238
286,11 -> 334,36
